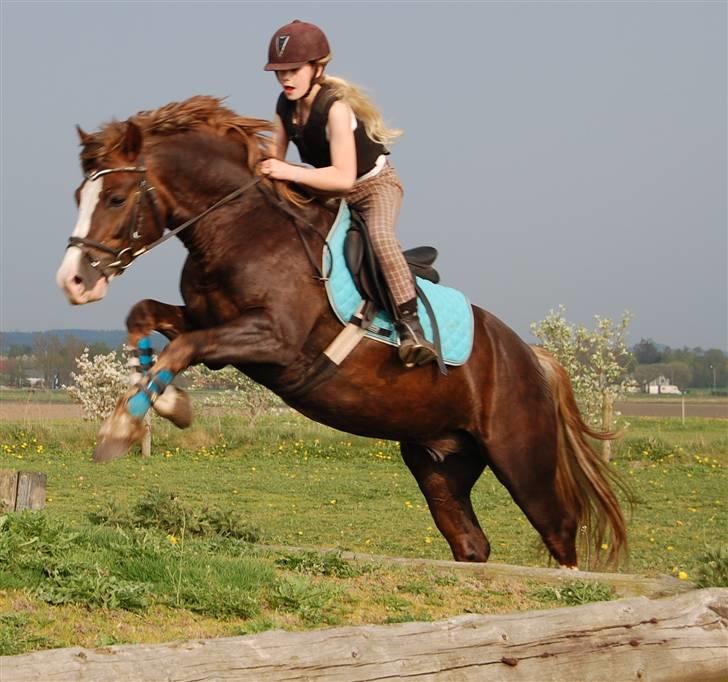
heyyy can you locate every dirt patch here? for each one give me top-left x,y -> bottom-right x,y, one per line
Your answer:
616,401 -> 728,419
0,402 -> 83,421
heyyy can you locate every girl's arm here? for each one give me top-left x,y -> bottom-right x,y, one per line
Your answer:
260,101 -> 357,192
270,114 -> 289,160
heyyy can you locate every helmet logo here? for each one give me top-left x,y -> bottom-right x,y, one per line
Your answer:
276,35 -> 290,57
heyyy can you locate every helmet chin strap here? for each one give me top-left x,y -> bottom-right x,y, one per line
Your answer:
302,64 -> 325,99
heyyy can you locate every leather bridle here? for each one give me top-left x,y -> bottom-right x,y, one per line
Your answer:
67,166 -> 262,279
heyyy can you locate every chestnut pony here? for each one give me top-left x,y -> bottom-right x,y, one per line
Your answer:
57,96 -> 626,568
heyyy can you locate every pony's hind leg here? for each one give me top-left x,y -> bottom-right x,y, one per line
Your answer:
401,440 -> 490,562
485,438 -> 579,568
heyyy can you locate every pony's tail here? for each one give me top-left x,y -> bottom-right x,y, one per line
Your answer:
532,346 -> 629,568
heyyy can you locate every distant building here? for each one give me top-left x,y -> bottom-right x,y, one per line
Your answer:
22,369 -> 46,388
645,375 -> 681,395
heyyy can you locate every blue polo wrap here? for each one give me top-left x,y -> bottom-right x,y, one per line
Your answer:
127,369 -> 175,418
137,336 -> 154,373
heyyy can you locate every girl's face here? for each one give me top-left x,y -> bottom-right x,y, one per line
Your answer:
275,64 -> 316,100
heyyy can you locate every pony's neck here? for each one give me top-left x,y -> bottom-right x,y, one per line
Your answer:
153,131 -> 252,216
149,131 -> 258,257
150,129 -> 335,268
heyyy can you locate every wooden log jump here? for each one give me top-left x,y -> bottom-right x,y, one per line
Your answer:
3,588 -> 726,681
0,470 -> 46,512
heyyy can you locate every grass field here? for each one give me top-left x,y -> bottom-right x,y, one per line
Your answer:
0,404 -> 725,655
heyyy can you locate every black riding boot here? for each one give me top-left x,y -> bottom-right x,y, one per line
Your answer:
395,298 -> 438,368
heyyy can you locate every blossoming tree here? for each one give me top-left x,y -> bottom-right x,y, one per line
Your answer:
531,306 -> 633,460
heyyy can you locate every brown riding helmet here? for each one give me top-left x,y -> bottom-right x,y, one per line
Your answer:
264,20 -> 330,71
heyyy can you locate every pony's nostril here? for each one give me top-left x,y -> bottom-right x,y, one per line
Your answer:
73,275 -> 83,285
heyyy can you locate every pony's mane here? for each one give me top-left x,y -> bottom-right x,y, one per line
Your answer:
82,95 -> 273,172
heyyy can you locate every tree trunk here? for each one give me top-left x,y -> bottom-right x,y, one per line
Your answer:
3,588 -> 726,682
601,390 -> 614,461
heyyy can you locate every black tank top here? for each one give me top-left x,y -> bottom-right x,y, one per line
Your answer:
276,83 -> 388,178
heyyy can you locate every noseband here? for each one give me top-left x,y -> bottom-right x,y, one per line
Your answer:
67,166 -> 261,278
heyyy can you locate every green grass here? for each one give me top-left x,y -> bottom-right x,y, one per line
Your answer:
1,413 -> 725,572
0,410 -> 725,655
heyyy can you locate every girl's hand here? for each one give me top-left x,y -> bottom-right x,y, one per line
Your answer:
259,159 -> 300,182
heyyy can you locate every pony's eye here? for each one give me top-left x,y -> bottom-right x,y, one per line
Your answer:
108,195 -> 126,208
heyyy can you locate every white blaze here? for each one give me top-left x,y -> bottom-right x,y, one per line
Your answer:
56,177 -> 104,290
72,177 -> 104,238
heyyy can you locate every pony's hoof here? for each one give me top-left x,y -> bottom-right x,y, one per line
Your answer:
93,396 -> 145,462
93,436 -> 135,463
153,386 -> 192,429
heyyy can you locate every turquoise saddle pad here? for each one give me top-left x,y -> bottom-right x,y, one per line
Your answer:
323,201 -> 474,366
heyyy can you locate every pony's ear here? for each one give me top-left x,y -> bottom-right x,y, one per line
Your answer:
76,125 -> 93,145
119,121 -> 143,161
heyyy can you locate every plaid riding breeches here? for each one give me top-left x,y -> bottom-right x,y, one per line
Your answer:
344,163 -> 415,307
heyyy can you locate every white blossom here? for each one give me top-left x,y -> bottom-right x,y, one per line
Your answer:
65,347 -> 130,420
531,306 -> 632,429
185,365 -> 281,417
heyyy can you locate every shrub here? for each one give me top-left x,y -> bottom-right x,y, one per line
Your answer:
694,547 -> 728,588
88,488 -> 261,542
275,551 -> 364,578
36,568 -> 149,611
531,580 -> 614,605
65,347 -> 130,420
185,365 -> 282,416
531,307 -> 632,431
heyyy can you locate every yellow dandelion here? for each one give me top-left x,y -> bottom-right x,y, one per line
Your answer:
678,571 -> 689,580
167,534 -> 178,545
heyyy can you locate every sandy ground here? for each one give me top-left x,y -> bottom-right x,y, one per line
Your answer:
0,400 -> 726,421
615,401 -> 728,419
0,402 -> 83,421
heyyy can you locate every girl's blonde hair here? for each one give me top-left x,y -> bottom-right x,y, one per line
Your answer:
316,58 -> 402,147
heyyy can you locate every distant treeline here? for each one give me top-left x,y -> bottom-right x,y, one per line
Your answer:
1,330 -> 127,352
631,338 -> 727,391
0,330 -> 725,391
0,330 -> 164,387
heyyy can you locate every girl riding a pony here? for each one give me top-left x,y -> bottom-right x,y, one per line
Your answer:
258,19 -> 437,368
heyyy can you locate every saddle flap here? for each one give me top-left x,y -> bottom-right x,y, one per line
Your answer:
403,246 -> 438,268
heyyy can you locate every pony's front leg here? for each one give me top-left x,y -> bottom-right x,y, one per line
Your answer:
124,300 -> 193,429
94,300 -> 192,462
94,310 -> 296,463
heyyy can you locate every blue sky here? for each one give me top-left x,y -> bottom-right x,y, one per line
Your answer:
1,1 -> 726,350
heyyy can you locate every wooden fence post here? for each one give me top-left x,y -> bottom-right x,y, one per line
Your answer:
602,391 -> 614,461
141,412 -> 152,458
0,470 -> 46,511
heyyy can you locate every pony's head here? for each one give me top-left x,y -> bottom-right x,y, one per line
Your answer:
56,121 -> 156,304
56,96 -> 275,305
